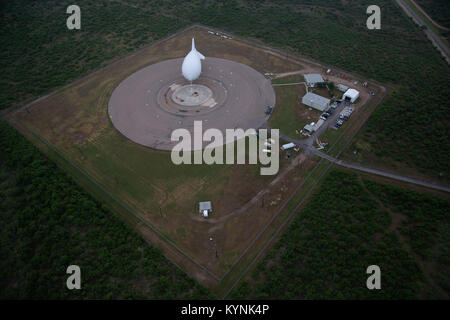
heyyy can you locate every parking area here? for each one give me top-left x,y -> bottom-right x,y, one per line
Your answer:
299,99 -> 353,138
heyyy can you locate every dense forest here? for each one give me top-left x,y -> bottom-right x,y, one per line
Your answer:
231,170 -> 450,299
0,121 -> 212,299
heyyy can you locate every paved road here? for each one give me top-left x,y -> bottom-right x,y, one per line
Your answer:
397,0 -> 450,57
311,149 -> 450,193
276,131 -> 450,193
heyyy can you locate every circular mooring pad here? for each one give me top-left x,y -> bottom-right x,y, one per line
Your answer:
108,57 -> 275,151
172,84 -> 213,107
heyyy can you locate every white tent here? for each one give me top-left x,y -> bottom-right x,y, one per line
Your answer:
343,89 -> 359,103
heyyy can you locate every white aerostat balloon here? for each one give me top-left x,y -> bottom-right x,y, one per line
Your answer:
182,38 -> 205,82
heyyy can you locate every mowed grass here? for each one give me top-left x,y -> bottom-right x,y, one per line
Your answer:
268,82 -> 320,138
74,124 -> 233,213
319,127 -> 341,149
271,74 -> 305,85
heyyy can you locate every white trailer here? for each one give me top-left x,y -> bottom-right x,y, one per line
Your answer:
281,142 -> 295,150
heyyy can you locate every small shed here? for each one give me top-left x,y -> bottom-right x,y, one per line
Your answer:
199,201 -> 212,218
303,122 -> 315,133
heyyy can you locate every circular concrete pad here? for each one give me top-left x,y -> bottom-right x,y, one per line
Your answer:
172,84 -> 213,106
108,57 -> 275,151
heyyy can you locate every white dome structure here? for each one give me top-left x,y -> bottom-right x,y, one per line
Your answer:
343,88 -> 360,103
182,38 -> 205,82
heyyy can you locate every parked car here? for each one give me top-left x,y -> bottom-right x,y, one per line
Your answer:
320,113 -> 329,120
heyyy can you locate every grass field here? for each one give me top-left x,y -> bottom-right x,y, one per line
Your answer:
268,82 -> 320,138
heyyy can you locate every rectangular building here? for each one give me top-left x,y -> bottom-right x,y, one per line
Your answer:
304,74 -> 324,87
336,84 -> 349,92
302,92 -> 330,111
199,201 -> 212,218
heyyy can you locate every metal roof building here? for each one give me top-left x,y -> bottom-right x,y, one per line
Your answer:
304,74 -> 324,87
337,84 -> 349,92
302,92 -> 330,111
199,201 -> 212,218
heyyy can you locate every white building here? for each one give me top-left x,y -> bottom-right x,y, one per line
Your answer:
343,88 -> 360,103
304,74 -> 324,87
302,92 -> 330,111
281,142 -> 295,150
199,201 -> 212,218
